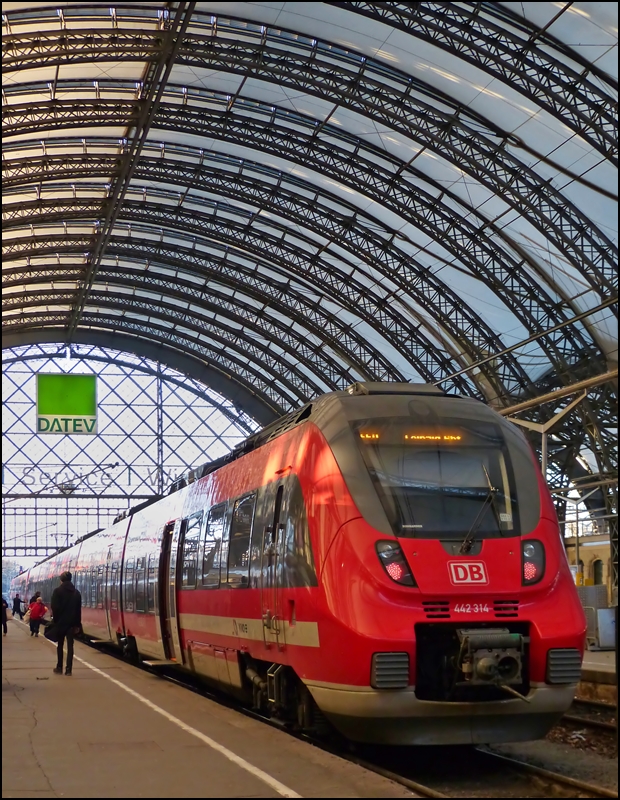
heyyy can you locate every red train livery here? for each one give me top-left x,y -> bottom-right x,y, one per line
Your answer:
13,383 -> 586,745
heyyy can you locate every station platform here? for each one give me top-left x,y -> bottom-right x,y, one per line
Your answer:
580,649 -> 617,705
581,649 -> 616,685
2,619 -> 412,799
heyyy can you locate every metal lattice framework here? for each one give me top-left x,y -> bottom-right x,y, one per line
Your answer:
2,343 -> 259,558
2,3 -> 617,587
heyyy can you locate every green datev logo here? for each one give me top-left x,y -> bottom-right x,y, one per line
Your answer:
37,374 -> 97,435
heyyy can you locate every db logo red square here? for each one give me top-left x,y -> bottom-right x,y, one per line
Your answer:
448,561 -> 488,584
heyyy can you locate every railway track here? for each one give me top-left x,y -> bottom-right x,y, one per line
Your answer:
81,635 -> 618,799
339,744 -> 618,799
151,664 -> 618,798
562,697 -> 617,734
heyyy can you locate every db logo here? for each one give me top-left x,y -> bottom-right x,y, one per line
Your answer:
448,561 -> 488,584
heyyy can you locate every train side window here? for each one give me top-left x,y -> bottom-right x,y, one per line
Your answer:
147,554 -> 157,613
135,556 -> 147,612
82,569 -> 89,607
124,558 -> 135,612
181,514 -> 202,589
110,562 -> 119,610
227,494 -> 256,588
260,484 -> 284,590
90,567 -> 97,607
96,566 -> 104,609
202,504 -> 227,588
249,485 -> 270,588
281,476 -> 318,588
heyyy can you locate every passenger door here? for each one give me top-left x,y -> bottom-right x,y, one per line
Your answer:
161,519 -> 183,662
103,548 -> 113,641
156,521 -> 175,660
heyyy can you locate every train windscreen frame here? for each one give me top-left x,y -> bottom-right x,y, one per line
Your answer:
351,406 -> 524,540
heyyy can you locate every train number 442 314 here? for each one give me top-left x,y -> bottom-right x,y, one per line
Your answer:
453,603 -> 490,613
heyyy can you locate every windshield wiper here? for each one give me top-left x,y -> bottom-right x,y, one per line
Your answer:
482,464 -> 504,537
458,467 -> 500,554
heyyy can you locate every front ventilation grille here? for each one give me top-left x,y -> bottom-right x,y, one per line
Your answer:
423,600 -> 450,618
494,599 -> 519,617
371,652 -> 410,689
546,649 -> 582,684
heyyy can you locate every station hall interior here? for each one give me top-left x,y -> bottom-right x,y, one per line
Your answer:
1,2 -> 618,799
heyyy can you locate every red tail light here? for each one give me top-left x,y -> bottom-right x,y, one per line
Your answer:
522,539 -> 545,585
376,541 -> 417,586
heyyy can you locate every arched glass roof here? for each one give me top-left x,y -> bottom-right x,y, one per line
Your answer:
2,2 -> 618,493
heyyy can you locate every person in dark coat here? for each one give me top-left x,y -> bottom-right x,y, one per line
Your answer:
50,571 -> 82,676
12,594 -> 23,620
29,591 -> 41,605
2,597 -> 8,635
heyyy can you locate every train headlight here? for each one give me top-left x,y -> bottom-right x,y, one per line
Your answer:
521,539 -> 545,585
376,541 -> 417,587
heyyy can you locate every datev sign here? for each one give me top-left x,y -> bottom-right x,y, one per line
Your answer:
37,374 -> 97,435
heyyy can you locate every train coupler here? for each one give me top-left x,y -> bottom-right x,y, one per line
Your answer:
456,628 -> 528,690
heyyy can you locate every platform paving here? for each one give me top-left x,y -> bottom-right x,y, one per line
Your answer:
581,648 -> 616,685
2,618 -> 413,799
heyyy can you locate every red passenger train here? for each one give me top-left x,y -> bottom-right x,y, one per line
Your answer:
13,383 -> 586,745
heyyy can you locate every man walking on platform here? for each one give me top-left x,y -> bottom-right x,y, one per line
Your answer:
12,594 -> 24,620
50,572 -> 82,676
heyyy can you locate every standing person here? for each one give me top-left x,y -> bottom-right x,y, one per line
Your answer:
12,594 -> 23,620
29,590 -> 41,605
50,571 -> 81,676
28,596 -> 48,637
2,597 -> 8,635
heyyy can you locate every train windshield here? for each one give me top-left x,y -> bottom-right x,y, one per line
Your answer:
352,413 -> 521,539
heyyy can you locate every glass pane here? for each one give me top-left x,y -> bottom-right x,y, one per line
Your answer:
352,415 -> 520,539
136,569 -> 147,611
147,554 -> 157,612
90,567 -> 97,607
111,565 -> 119,610
228,495 -> 255,588
202,504 -> 226,588
124,559 -> 135,611
281,478 -> 317,588
181,515 -> 202,589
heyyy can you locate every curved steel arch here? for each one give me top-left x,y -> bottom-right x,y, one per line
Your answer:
3,131 -> 608,382
2,345 -> 259,435
3,261 -> 390,391
3,286 -> 335,402
3,254 -> 403,385
4,306 -> 307,414
5,188 -> 531,401
3,22 -> 616,298
2,223 -> 480,400
2,328 -> 282,425
330,1 -> 617,162
4,141 -> 600,384
2,1 -> 617,596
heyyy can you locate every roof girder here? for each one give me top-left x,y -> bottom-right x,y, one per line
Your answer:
4,144 -> 606,387
3,231 -> 479,397
330,1 -> 617,161
2,20 -> 616,298
4,258 -> 403,385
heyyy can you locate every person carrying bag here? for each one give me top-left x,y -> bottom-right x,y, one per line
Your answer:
50,572 -> 82,676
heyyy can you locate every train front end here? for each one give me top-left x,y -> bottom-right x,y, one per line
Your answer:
309,383 -> 586,745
